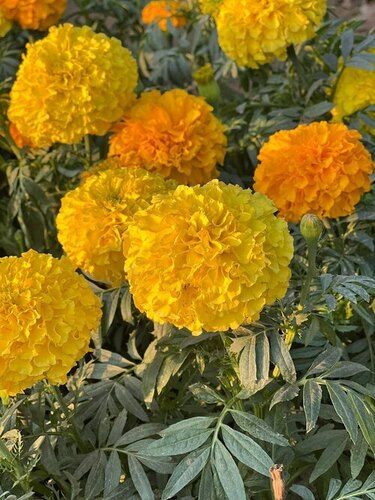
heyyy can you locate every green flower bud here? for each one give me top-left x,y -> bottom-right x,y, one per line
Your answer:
193,63 -> 221,104
300,214 -> 323,242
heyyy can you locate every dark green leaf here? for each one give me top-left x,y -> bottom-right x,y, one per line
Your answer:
213,440 -> 246,500
128,455 -> 154,500
326,381 -> 358,442
303,380 -> 322,433
231,410 -> 289,446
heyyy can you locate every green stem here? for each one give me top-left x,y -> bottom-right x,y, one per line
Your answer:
300,239 -> 318,306
210,396 -> 237,453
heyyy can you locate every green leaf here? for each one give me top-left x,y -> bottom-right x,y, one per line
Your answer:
326,382 -> 358,443
116,423 -> 165,447
290,484 -> 316,500
198,464 -> 216,500
107,409 -> 128,446
303,380 -> 322,433
238,336 -> 256,389
322,362 -> 369,379
213,440 -> 246,500
162,446 -> 210,499
221,424 -> 274,476
255,332 -> 270,381
85,450 -> 106,499
230,410 -> 289,446
128,455 -> 154,500
104,451 -> 122,496
270,383 -> 300,409
304,101 -> 334,118
120,287 -> 133,324
159,417 -> 215,437
347,392 -> 375,453
309,434 -> 348,483
306,347 -> 342,376
115,383 -> 149,422
142,428 -> 214,456
270,332 -> 296,383
350,431 -> 368,479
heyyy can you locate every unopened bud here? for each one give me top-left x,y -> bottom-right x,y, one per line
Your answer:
300,214 -> 323,242
193,63 -> 221,104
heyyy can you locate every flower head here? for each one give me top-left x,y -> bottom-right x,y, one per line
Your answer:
9,122 -> 34,149
0,250 -> 101,400
8,24 -> 138,148
57,168 -> 177,286
0,8 -> 11,36
0,0 -> 66,30
109,89 -> 227,185
216,0 -> 326,68
141,1 -> 187,30
332,53 -> 375,123
80,157 -> 123,183
124,180 -> 293,334
254,122 -> 373,222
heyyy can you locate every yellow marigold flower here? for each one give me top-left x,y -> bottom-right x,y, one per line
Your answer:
8,24 -> 138,148
0,9 -> 11,36
216,0 -> 326,68
57,168 -> 177,287
199,0 -> 223,16
9,122 -> 34,149
0,0 -> 66,30
0,250 -> 101,400
141,1 -> 187,31
124,180 -> 293,334
109,89 -> 227,185
254,122 -> 373,223
80,157 -> 123,183
332,54 -> 375,123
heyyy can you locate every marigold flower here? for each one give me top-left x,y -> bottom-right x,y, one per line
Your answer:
0,0 -> 66,30
109,89 -> 227,185
124,180 -> 293,334
216,0 -> 326,68
9,122 -> 33,149
0,250 -> 101,400
332,54 -> 375,124
57,168 -> 176,287
80,157 -> 123,183
199,0 -> 223,16
254,122 -> 373,222
0,8 -> 11,36
8,24 -> 138,148
141,1 -> 187,30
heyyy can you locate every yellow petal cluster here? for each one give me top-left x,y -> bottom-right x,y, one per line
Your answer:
0,8 -> 11,36
254,122 -> 373,223
141,1 -> 187,31
124,180 -> 293,334
215,0 -> 326,68
8,24 -> 138,148
57,168 -> 177,287
0,250 -> 102,400
109,89 -> 227,185
0,0 -> 66,30
80,157 -> 124,183
199,0 -> 223,16
332,54 -> 375,124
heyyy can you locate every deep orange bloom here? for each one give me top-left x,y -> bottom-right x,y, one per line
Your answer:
254,122 -> 373,222
141,1 -> 187,31
0,0 -> 66,30
109,89 -> 227,185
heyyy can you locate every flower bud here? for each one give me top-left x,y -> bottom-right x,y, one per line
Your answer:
300,214 -> 323,242
193,63 -> 221,104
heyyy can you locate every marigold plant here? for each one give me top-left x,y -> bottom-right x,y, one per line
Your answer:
141,1 -> 187,31
0,8 -> 11,36
254,121 -> 373,222
8,24 -> 138,148
109,89 -> 227,185
124,180 -> 293,334
0,0 -> 66,30
57,168 -> 177,287
0,250 -> 101,401
216,0 -> 326,68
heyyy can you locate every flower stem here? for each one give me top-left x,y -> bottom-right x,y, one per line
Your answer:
300,239 -> 318,305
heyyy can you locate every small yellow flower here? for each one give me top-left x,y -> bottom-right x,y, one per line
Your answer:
254,122 -> 373,222
57,168 -> 177,287
124,180 -> 293,334
8,24 -> 138,148
216,0 -> 326,68
109,89 -> 227,185
0,250 -> 102,400
0,0 -> 66,30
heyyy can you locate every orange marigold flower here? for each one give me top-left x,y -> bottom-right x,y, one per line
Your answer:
0,0 -> 66,30
254,122 -> 373,222
109,89 -> 227,185
9,122 -> 34,149
141,1 -> 187,31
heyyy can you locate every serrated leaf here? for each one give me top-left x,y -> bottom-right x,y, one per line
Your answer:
104,451 -> 122,496
238,336 -> 256,389
116,423 -> 165,447
107,409 -> 128,446
309,434 -> 348,483
198,464 -> 215,500
255,332 -> 270,381
128,455 -> 154,500
221,424 -> 274,476
213,440 -> 246,500
270,383 -> 300,409
347,392 -> 375,453
115,383 -> 149,422
350,431 -> 368,479
326,381 -> 358,442
159,417 -> 215,437
270,332 -> 296,383
323,362 -> 369,379
162,446 -> 210,499
85,450 -> 106,499
142,428 -> 213,456
303,380 -> 322,433
306,346 -> 342,376
231,410 -> 289,446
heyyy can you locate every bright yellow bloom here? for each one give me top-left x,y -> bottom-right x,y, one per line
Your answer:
0,9 -> 11,36
109,89 -> 227,185
216,0 -> 326,68
141,1 -> 187,30
0,250 -> 101,400
80,157 -> 124,183
124,180 -> 293,334
199,0 -> 222,16
8,24 -> 138,148
0,0 -> 66,30
254,122 -> 373,223
9,122 -> 34,149
332,54 -> 375,124
57,168 -> 177,287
